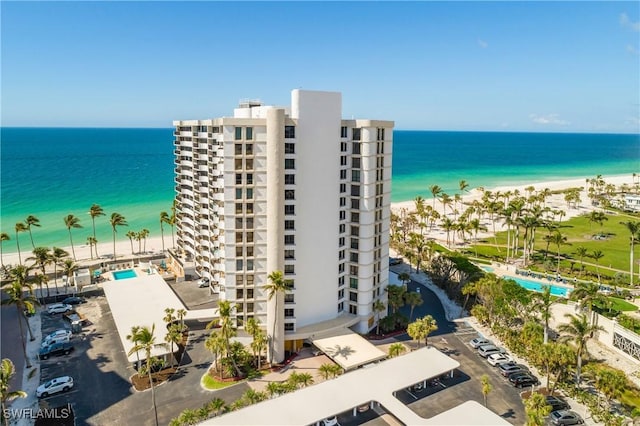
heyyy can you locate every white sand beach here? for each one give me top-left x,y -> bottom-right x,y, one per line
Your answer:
390,173 -> 636,246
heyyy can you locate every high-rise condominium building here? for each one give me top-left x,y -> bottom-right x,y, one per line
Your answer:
172,90 -> 393,362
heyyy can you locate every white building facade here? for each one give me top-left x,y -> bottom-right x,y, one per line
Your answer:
173,90 -> 393,362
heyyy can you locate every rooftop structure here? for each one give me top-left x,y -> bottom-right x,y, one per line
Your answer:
172,90 -> 394,362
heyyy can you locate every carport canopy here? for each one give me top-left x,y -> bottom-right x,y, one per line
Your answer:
310,328 -> 387,371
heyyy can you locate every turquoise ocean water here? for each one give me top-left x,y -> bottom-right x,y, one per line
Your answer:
1,128 -> 638,253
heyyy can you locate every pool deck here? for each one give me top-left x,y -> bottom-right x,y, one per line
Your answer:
486,262 -> 577,293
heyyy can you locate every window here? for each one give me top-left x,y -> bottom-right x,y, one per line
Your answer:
245,159 -> 253,170
340,142 -> 347,152
338,263 -> 345,273
340,156 -> 347,166
246,144 -> 253,155
246,173 -> 253,184
284,234 -> 295,245
284,309 -> 294,318
350,226 -> 360,236
235,159 -> 243,170
352,142 -> 361,155
284,265 -> 295,275
236,246 -> 243,257
246,203 -> 254,214
236,275 -> 244,285
246,217 -> 254,229
246,275 -> 254,285
339,249 -> 345,260
236,289 -> 244,299
352,157 -> 361,168
284,279 -> 294,289
284,126 -> 296,138
285,294 -> 295,303
246,303 -> 254,312
236,259 -> 243,270
285,143 -> 295,154
349,305 -> 357,315
339,224 -> 345,233
351,198 -> 360,209
349,292 -> 358,302
235,127 -> 242,140
341,126 -> 348,138
285,249 -> 295,259
247,260 -> 254,271
350,252 -> 359,262
352,128 -> 361,141
235,144 -> 243,155
235,203 -> 243,214
350,265 -> 359,275
247,288 -> 254,299
340,169 -> 347,179
235,173 -> 242,184
338,289 -> 345,299
236,233 -> 243,243
246,188 -> 253,199
285,190 -> 295,200
246,246 -> 254,257
352,170 -> 360,182
285,323 -> 295,331
246,127 -> 253,140
351,185 -> 360,197
284,220 -> 295,230
338,276 -> 345,286
285,205 -> 295,215
350,238 -> 359,249
235,188 -> 243,199
338,302 -> 344,312
235,218 -> 243,229
246,232 -> 254,242
285,174 -> 295,185
339,211 -> 345,220
351,212 -> 360,223
340,183 -> 346,193
285,159 -> 295,169
339,237 -> 345,247
339,197 -> 346,207
377,127 -> 385,141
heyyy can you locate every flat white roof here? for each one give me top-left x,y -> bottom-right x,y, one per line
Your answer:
203,347 -> 511,426
311,328 -> 387,371
102,271 -> 186,362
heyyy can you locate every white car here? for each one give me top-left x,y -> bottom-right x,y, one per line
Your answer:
41,329 -> 72,347
469,337 -> 493,349
477,344 -> 507,358
322,417 -> 339,426
47,303 -> 73,315
36,376 -> 74,398
487,353 -> 513,366
197,277 -> 210,288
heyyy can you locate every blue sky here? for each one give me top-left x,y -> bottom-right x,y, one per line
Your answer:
2,1 -> 639,132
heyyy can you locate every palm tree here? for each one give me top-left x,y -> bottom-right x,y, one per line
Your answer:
264,270 -> 289,365
14,223 -> 27,265
0,232 -> 9,269
176,308 -> 187,332
24,215 -> 41,249
1,279 -> 38,368
169,201 -> 177,249
570,281 -> 606,324
372,299 -> 386,335
160,211 -> 170,253
480,374 -> 492,407
1,358 -> 27,419
524,392 -> 552,426
386,285 -> 406,314
204,331 -> 226,379
574,246 -> 588,277
533,286 -> 559,344
163,308 -> 176,326
88,204 -> 105,257
206,300 -> 242,377
126,231 -> 137,255
404,291 -> 423,321
388,342 -> 407,358
429,185 -> 442,210
558,313 -> 605,384
165,324 -> 183,367
50,247 -> 68,295
549,231 -> 570,273
407,315 -> 438,347
63,214 -> 82,261
245,317 -> 266,369
109,213 -> 128,259
27,247 -> 52,298
590,250 -> 605,282
86,236 -> 97,260
127,324 -> 167,426
61,259 -> 78,290
620,221 -> 639,286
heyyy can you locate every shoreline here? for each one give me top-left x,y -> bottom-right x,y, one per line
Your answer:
1,173 -> 636,267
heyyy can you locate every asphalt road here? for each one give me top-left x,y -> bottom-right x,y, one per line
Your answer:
1,306 -> 27,397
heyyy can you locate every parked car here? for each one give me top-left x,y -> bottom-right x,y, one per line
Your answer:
39,342 -> 74,360
497,363 -> 529,377
477,344 -> 506,358
42,329 -> 72,347
47,303 -> 73,315
389,257 -> 403,266
62,296 -> 86,305
546,395 -> 570,411
487,353 -> 513,366
36,376 -> 74,398
469,337 -> 493,349
549,410 -> 584,425
509,373 -> 539,388
322,416 -> 339,426
197,277 -> 210,288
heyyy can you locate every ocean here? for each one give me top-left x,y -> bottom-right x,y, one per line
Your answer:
1,128 -> 638,252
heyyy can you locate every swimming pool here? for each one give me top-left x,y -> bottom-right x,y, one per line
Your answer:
112,269 -> 137,280
506,276 -> 571,297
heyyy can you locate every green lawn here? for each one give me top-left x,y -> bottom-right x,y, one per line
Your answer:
470,213 -> 638,281
607,297 -> 638,312
201,373 -> 237,390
